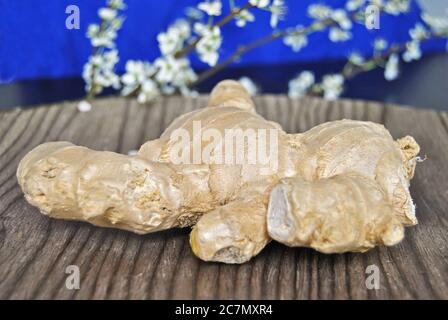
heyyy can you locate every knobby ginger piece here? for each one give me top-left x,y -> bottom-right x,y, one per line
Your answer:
291,120 -> 420,226
16,80 -> 421,263
17,142 -> 218,234
190,181 -> 274,264
267,174 -> 405,253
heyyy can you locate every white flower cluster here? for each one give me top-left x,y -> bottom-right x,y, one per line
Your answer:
249,0 -> 270,8
329,9 -> 353,42
321,74 -> 345,100
83,49 -> 121,94
403,23 -> 429,62
236,9 -> 255,27
198,0 -> 222,16
346,0 -> 366,12
283,25 -> 308,52
288,72 -> 345,101
121,60 -> 157,102
194,23 -> 223,66
422,13 -> 448,35
246,0 -> 286,28
307,4 -> 353,43
373,38 -> 388,51
83,0 -> 126,95
269,0 -> 287,28
382,0 -> 410,16
349,52 -> 365,65
288,71 -> 315,98
384,53 -> 399,81
157,20 -> 191,56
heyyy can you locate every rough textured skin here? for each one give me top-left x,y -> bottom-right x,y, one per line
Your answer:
267,174 -> 405,253
17,80 -> 421,263
190,180 -> 274,264
290,120 -> 420,226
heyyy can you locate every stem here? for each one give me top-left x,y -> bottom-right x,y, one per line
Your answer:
191,20 -> 330,87
342,34 -> 443,80
86,21 -> 108,100
174,2 -> 254,59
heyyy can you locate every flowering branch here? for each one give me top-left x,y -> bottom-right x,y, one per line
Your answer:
191,19 -> 333,87
174,1 -> 255,59
80,0 -> 448,109
83,0 -> 126,100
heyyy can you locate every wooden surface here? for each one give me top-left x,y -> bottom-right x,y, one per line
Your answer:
0,95 -> 447,300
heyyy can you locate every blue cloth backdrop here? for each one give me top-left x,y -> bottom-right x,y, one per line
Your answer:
0,0 -> 446,83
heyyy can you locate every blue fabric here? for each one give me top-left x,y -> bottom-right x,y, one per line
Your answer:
0,0 -> 446,82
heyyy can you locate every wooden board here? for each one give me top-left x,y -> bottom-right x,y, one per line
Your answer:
0,95 -> 447,299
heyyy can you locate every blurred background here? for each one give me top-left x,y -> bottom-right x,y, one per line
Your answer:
0,0 -> 447,110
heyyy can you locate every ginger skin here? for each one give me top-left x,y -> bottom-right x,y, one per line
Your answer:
17,80 -> 420,263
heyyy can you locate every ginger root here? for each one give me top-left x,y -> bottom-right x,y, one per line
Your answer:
17,80 -> 420,264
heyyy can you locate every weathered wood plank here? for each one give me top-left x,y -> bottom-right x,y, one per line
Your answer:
0,96 -> 447,299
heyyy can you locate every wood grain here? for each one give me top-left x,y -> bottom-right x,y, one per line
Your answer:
0,96 -> 447,300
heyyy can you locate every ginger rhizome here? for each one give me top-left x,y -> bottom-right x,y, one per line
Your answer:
17,80 -> 420,264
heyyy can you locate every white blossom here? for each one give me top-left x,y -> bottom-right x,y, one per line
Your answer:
77,101 -> 92,113
321,74 -> 344,100
195,24 -> 222,66
384,53 -> 399,81
137,80 -> 160,103
249,0 -> 270,8
89,27 -> 117,48
157,21 -> 191,56
83,50 -> 121,94
172,64 -> 198,88
346,0 -> 365,11
269,0 -> 286,28
121,60 -> 157,96
173,19 -> 191,39
288,71 -> 315,98
307,4 -> 332,20
238,77 -> 258,96
329,27 -> 352,42
422,13 -> 448,34
108,0 -> 126,10
155,56 -> 184,83
403,41 -> 421,62
331,9 -> 352,30
153,56 -> 197,91
349,52 -> 365,65
283,26 -> 308,52
373,38 -> 388,51
409,23 -> 429,41
236,9 -> 255,27
384,0 -> 410,16
98,7 -> 117,21
198,0 -> 222,16
87,24 -> 100,38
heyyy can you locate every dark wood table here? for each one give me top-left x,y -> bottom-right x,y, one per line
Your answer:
0,95 -> 447,299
